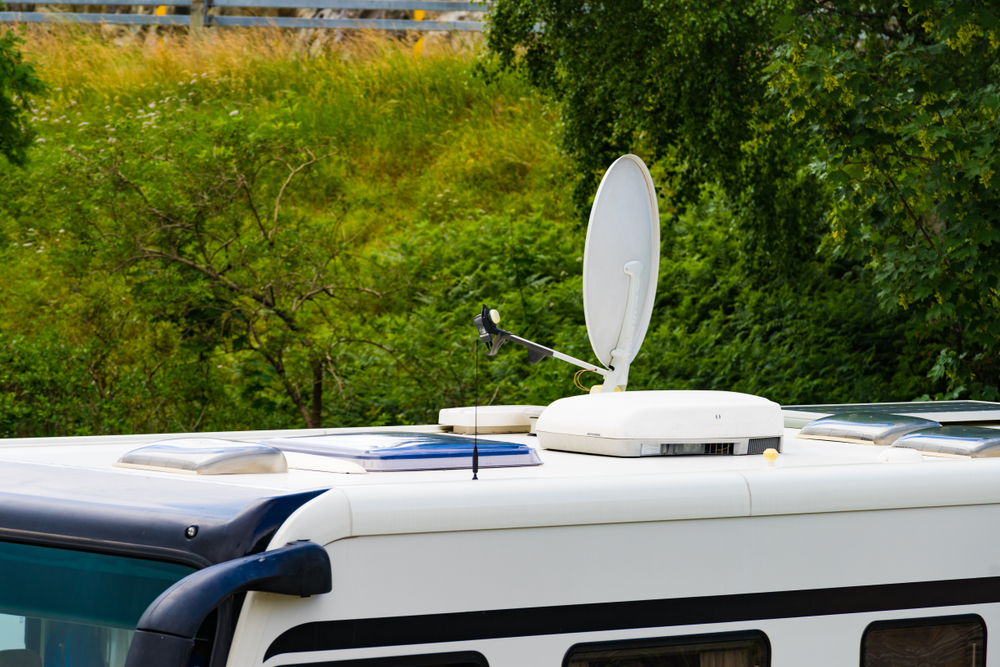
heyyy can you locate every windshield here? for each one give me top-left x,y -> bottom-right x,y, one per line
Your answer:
0,541 -> 196,667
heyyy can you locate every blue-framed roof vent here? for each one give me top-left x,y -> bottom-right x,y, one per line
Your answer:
260,432 -> 542,472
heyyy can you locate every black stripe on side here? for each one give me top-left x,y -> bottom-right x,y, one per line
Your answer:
281,651 -> 489,667
265,575 -> 1000,661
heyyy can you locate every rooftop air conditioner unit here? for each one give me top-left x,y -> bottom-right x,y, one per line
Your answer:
536,390 -> 783,457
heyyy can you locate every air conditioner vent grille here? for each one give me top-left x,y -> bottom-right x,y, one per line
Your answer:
645,442 -> 735,456
748,437 -> 781,455
704,442 -> 733,455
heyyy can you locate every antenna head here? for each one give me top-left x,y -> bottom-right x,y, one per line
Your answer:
475,304 -> 501,349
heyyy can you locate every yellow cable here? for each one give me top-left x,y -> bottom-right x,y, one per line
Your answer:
574,368 -> 598,393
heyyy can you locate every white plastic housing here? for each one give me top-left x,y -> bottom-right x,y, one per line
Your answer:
536,390 -> 783,457
439,405 -> 546,435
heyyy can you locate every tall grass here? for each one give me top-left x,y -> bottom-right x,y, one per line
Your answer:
15,25 -> 569,241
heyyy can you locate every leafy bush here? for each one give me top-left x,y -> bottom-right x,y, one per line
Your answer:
0,24 -> 44,166
0,29 -> 940,434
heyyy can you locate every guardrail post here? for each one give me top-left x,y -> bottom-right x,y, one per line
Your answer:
190,0 -> 206,32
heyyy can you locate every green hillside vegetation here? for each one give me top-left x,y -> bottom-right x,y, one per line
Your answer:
0,29 -> 939,436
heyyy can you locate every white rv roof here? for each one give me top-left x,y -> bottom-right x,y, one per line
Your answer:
4,409 -> 1000,549
0,421 -> 997,492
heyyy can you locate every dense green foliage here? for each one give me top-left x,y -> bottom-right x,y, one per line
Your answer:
0,29 -> 944,436
484,0 -> 999,399
0,23 -> 44,166
772,1 -> 1000,399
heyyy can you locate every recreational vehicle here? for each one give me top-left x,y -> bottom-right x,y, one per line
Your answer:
2,156 -> 998,667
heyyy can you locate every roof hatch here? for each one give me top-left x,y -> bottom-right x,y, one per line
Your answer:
259,432 -> 542,472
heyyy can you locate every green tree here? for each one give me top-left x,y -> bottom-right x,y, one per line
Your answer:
50,109 -> 395,428
484,0 -> 999,397
483,1 -> 832,278
0,23 -> 44,166
770,0 -> 1000,398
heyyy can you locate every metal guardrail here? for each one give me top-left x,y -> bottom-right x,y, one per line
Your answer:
0,0 -> 487,30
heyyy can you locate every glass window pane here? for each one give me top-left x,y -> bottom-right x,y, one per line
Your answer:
566,632 -> 769,667
862,616 -> 985,667
0,613 -> 26,650
0,541 -> 195,667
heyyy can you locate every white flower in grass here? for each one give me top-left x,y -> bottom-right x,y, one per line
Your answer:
148,102 -> 155,108
229,110 -> 239,116
35,138 -> 45,143
79,122 -> 89,127
23,243 -> 33,247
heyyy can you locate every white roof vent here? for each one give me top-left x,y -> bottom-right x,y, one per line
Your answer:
114,439 -> 288,475
536,390 -> 783,457
799,413 -> 941,446
439,405 -> 546,434
892,426 -> 1000,458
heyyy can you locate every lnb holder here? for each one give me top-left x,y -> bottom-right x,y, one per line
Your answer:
474,304 -> 612,377
474,305 -> 551,364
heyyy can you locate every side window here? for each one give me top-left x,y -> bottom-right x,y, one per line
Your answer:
564,631 -> 769,667
861,615 -> 985,667
287,652 -> 488,666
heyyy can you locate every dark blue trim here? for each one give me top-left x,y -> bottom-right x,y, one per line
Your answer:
125,541 -> 332,667
0,460 -> 326,567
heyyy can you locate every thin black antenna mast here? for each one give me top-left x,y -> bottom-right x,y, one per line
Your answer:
473,337 -> 479,480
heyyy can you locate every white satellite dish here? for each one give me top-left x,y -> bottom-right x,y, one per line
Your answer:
583,155 -> 659,390
474,154 -> 659,393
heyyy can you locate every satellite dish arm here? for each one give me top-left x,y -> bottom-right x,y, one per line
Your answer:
474,305 -> 611,377
604,260 -> 644,391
